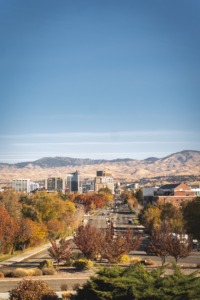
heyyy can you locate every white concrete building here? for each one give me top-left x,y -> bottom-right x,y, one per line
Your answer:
12,179 -> 31,193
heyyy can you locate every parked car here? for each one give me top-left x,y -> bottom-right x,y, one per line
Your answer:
192,239 -> 200,251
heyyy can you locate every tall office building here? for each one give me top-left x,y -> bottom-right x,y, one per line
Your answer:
66,171 -> 81,193
45,177 -> 64,192
12,179 -> 31,193
94,171 -> 114,194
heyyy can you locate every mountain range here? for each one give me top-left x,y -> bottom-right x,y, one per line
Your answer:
0,150 -> 199,184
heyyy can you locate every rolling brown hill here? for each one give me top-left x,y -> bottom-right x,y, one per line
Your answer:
0,150 -> 199,184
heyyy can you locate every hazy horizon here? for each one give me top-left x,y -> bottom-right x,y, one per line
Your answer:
0,149 -> 199,164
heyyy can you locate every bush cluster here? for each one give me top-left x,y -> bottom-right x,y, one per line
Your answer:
119,254 -> 130,264
9,279 -> 58,300
2,268 -> 42,278
42,267 -> 56,275
39,259 -> 54,269
73,258 -> 93,270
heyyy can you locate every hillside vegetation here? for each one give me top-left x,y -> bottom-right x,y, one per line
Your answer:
0,150 -> 199,183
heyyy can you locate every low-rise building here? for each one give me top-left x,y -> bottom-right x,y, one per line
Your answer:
155,183 -> 196,206
82,181 -> 95,193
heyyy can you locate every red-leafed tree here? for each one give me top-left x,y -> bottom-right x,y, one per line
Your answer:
0,205 -> 19,254
146,224 -> 192,264
14,218 -> 34,250
100,229 -> 141,264
74,193 -> 110,212
73,224 -> 104,260
48,238 -> 74,267
166,233 -> 192,263
145,227 -> 169,265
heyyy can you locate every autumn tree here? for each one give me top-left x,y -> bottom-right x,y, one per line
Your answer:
75,193 -> 109,212
98,187 -> 114,202
26,219 -> 44,245
140,204 -> 161,233
30,191 -> 75,223
160,202 -> 184,233
0,190 -> 22,220
167,233 -> 192,263
48,238 -> 74,267
14,218 -> 35,250
100,229 -> 141,263
73,224 -> 104,260
21,191 -> 75,238
135,188 -> 144,203
140,203 -> 184,234
120,190 -> 137,211
98,187 -> 112,195
145,224 -> 169,265
46,219 -> 66,239
146,223 -> 191,264
120,190 -> 136,204
0,205 -> 18,254
182,197 -> 200,239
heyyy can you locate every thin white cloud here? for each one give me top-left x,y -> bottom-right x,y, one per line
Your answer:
12,141 -> 197,147
0,130 -> 196,139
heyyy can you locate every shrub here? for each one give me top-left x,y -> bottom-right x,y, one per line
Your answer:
9,279 -> 59,300
2,269 -> 13,277
64,260 -> 72,267
72,283 -> 81,291
39,259 -> 54,269
60,283 -> 68,291
62,291 -> 72,300
73,259 -> 93,270
11,268 -> 28,278
130,257 -> 141,264
0,272 -> 4,278
42,267 -> 57,275
119,254 -> 130,264
32,268 -> 43,276
25,269 -> 35,276
24,268 -> 42,276
66,253 -> 85,267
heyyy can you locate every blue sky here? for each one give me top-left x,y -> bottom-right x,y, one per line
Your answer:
0,0 -> 199,163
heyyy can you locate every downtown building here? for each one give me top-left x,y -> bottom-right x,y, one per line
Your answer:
66,171 -> 82,193
12,179 -> 31,193
94,171 -> 114,194
45,177 -> 64,192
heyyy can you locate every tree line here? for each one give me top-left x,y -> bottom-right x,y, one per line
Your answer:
0,189 -> 113,254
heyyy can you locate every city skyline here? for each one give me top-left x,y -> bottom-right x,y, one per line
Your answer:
0,1 -> 199,163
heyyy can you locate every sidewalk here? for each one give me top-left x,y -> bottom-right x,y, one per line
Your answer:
0,236 -> 73,268
0,243 -> 51,268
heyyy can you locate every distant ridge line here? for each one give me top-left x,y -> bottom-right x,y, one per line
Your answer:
0,150 -> 199,169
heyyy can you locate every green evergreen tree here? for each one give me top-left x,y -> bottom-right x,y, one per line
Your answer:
71,263 -> 200,300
